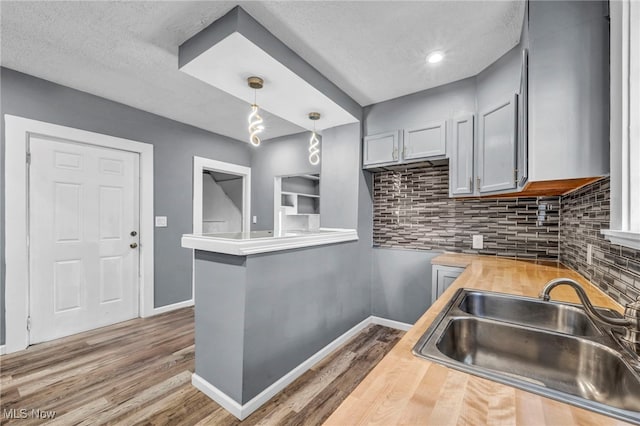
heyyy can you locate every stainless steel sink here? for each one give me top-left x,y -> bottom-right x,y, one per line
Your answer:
458,290 -> 620,336
413,288 -> 640,424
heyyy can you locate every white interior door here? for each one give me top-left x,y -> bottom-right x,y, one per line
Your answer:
29,136 -> 140,344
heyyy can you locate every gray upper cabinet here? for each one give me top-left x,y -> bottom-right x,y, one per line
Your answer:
517,49 -> 528,188
363,130 -> 401,167
477,94 -> 518,194
403,121 -> 447,161
527,1 -> 609,182
449,114 -> 475,196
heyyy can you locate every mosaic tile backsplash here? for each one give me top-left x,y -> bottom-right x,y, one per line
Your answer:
372,164 -> 560,260
560,177 -> 640,305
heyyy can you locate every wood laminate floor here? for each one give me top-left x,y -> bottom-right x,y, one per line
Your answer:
0,308 -> 404,425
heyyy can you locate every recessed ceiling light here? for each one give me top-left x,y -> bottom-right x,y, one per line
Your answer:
427,51 -> 444,64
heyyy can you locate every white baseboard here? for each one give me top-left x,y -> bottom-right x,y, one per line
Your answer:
144,299 -> 194,317
191,315 -> 412,420
0,345 -> 6,355
370,315 -> 413,331
191,316 -> 372,420
192,374 -> 243,419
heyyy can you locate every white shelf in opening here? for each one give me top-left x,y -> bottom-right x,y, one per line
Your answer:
281,191 -> 320,198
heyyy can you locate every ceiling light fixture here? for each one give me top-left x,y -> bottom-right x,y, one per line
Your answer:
247,76 -> 264,147
308,112 -> 321,166
427,51 -> 444,64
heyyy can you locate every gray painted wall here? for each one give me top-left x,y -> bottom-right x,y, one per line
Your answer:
320,123 -> 361,229
250,132 -> 320,231
243,241 -> 369,402
0,68 -> 253,343
194,251 -> 247,403
363,77 -> 477,138
372,248 -> 440,324
217,177 -> 244,212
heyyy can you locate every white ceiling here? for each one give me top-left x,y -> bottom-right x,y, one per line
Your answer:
0,1 -> 525,142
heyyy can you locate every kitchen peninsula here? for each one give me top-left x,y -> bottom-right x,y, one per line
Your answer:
181,228 -> 361,419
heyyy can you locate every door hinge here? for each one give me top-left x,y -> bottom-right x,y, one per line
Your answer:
26,152 -> 31,165
27,316 -> 31,332
514,168 -> 519,184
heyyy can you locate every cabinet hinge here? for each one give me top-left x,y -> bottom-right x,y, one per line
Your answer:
514,168 -> 518,184
26,316 -> 31,332
26,152 -> 31,165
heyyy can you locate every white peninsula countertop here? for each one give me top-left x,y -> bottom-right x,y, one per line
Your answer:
181,228 -> 358,256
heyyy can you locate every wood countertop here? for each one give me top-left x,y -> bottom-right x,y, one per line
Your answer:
325,254 -> 633,426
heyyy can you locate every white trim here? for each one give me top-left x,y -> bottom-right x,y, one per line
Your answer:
0,345 -> 6,356
191,316 -> 372,420
601,229 -> 640,250
192,156 -> 251,234
3,115 -> 155,353
192,374 -> 244,419
370,316 -> 413,331
150,299 -> 194,316
191,315 -> 412,420
182,228 -> 358,256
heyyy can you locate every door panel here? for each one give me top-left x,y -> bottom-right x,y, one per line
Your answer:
29,136 -> 139,344
477,95 -> 518,193
403,121 -> 446,160
363,131 -> 400,166
54,260 -> 83,312
450,114 -> 475,196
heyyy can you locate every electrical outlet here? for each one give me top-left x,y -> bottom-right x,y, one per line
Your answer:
252,216 -> 257,224
587,243 -> 593,265
472,235 -> 484,250
155,216 -> 167,227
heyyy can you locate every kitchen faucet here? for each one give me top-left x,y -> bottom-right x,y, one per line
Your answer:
540,278 -> 640,355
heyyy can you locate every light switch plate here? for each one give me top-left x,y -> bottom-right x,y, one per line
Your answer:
587,243 -> 593,265
253,216 -> 257,224
472,235 -> 484,249
155,216 -> 167,227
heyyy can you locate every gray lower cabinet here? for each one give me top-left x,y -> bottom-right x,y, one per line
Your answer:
431,265 -> 465,303
477,94 -> 518,194
449,114 -> 475,196
363,130 -> 401,167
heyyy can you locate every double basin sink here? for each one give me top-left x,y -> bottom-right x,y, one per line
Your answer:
413,289 -> 640,424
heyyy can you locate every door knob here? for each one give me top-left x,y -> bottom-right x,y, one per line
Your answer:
130,243 -> 138,249
130,231 -> 137,236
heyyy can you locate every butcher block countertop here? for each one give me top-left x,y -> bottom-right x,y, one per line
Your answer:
325,253 -> 632,426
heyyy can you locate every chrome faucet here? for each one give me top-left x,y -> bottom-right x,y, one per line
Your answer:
540,278 -> 640,354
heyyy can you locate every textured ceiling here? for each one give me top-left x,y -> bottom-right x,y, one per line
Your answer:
0,1 -> 525,142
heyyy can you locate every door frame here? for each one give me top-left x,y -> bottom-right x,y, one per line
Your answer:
4,115 -> 155,354
192,156 -> 251,234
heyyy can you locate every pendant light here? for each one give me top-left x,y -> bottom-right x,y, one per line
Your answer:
247,76 -> 264,147
308,112 -> 321,165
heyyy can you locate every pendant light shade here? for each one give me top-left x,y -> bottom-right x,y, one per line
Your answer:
247,76 -> 264,146
308,112 -> 321,165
